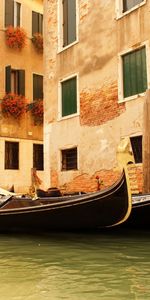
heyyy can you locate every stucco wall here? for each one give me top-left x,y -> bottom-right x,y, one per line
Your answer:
0,0 -> 44,192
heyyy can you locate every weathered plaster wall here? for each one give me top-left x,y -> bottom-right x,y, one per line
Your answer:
44,0 -> 149,192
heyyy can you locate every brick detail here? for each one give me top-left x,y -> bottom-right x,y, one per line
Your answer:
59,169 -> 120,194
80,82 -> 125,126
127,164 -> 143,194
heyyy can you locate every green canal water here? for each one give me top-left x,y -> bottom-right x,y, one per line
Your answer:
0,229 -> 150,300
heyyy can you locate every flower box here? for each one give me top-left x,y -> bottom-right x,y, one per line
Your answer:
32,33 -> 43,53
5,26 -> 27,49
1,93 -> 27,119
27,99 -> 43,125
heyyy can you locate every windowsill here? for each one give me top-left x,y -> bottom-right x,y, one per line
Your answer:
116,0 -> 146,20
57,40 -> 78,54
58,112 -> 79,121
118,92 -> 146,103
61,169 -> 78,172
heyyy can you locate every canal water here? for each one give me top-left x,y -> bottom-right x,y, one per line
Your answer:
0,229 -> 150,300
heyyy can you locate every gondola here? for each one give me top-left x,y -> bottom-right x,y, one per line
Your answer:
0,169 -> 132,233
122,194 -> 150,229
0,138 -> 134,233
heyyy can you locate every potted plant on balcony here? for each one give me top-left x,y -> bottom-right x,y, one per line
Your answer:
27,99 -> 43,125
32,33 -> 43,53
1,93 -> 27,119
5,26 -> 27,49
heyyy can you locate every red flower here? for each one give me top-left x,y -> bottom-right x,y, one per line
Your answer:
32,33 -> 43,53
27,99 -> 43,125
1,93 -> 27,119
5,26 -> 27,49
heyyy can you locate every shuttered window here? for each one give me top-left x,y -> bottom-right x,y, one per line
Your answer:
5,0 -> 14,27
33,144 -> 44,170
61,77 -> 77,117
123,0 -> 144,12
32,11 -> 43,35
5,66 -> 25,96
63,0 -> 76,47
130,136 -> 142,163
5,141 -> 19,170
5,0 -> 21,27
61,148 -> 77,171
33,74 -> 43,101
123,47 -> 147,98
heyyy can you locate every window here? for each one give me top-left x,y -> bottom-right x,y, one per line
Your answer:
32,11 -> 43,35
130,136 -> 142,163
5,141 -> 19,169
122,47 -> 147,98
123,0 -> 144,12
33,74 -> 43,101
61,76 -> 77,117
5,0 -> 21,27
61,148 -> 77,171
5,66 -> 25,95
33,144 -> 44,170
62,0 -> 76,47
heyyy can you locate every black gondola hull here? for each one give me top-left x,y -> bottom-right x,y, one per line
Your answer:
0,171 -> 131,233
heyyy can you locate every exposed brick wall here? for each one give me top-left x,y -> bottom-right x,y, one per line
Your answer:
127,164 -> 143,194
51,165 -> 144,195
51,169 -> 120,194
80,82 -> 125,126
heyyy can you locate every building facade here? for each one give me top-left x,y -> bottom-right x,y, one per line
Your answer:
0,0 -> 44,192
44,0 -> 149,193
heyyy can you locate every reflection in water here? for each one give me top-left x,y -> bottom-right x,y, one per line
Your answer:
0,230 -> 150,300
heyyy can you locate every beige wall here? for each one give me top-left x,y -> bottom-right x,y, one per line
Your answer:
0,0 -> 44,192
44,0 -> 150,192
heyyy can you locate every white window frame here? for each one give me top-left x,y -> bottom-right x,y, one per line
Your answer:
115,0 -> 146,19
58,73 -> 79,120
118,41 -> 150,103
57,0 -> 79,53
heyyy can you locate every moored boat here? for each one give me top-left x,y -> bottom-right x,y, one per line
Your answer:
0,169 -> 131,233
0,138 -> 134,233
123,194 -> 150,229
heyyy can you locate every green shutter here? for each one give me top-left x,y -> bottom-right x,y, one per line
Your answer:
16,2 -> 21,27
18,70 -> 25,96
62,77 -> 77,117
39,14 -> 43,34
63,0 -> 68,47
33,74 -> 43,100
141,47 -> 147,92
123,55 -> 131,98
123,47 -> 147,98
68,0 -> 76,44
33,74 -> 38,100
38,75 -> 43,99
130,51 -> 137,96
5,0 -> 14,27
63,0 -> 76,47
5,65 -> 11,93
32,11 -> 39,35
